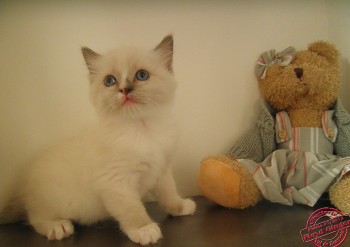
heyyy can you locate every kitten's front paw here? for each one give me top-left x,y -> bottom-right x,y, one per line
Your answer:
47,219 -> 74,240
126,223 -> 162,245
172,199 -> 196,216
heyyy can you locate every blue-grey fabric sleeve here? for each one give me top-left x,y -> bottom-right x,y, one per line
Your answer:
334,99 -> 350,157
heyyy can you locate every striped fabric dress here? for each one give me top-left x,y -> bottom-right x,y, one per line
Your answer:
238,111 -> 350,206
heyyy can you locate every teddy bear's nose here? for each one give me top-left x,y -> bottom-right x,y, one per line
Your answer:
294,68 -> 303,79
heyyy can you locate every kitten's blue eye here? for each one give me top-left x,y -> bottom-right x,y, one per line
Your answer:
135,70 -> 149,81
104,75 -> 117,87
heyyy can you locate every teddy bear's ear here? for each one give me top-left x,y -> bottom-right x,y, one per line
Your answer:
307,41 -> 339,64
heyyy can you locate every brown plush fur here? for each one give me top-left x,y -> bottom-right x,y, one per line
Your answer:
259,41 -> 340,127
329,174 -> 350,213
199,41 -> 350,212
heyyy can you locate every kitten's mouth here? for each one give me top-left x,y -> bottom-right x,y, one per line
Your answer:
122,95 -> 137,106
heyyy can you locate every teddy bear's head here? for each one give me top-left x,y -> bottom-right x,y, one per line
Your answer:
256,41 -> 340,112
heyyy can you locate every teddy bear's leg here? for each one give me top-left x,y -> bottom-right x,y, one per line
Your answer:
198,155 -> 263,209
329,174 -> 350,214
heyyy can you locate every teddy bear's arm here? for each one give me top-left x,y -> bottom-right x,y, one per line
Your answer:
334,100 -> 350,157
227,123 -> 276,163
227,101 -> 276,163
227,127 -> 264,162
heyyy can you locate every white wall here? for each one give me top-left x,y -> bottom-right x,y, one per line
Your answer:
326,0 -> 350,111
0,0 -> 348,198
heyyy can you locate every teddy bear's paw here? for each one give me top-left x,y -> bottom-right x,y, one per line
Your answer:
199,157 -> 242,208
329,174 -> 350,214
199,156 -> 263,209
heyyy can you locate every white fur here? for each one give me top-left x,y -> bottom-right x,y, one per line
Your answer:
1,37 -> 196,245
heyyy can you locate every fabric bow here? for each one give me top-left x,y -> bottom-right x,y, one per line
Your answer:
255,46 -> 296,79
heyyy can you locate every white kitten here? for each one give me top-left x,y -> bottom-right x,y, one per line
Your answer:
0,35 -> 196,245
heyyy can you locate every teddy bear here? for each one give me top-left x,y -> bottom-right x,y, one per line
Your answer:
198,41 -> 350,213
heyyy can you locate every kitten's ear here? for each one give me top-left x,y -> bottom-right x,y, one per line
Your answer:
154,35 -> 173,72
81,47 -> 101,74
